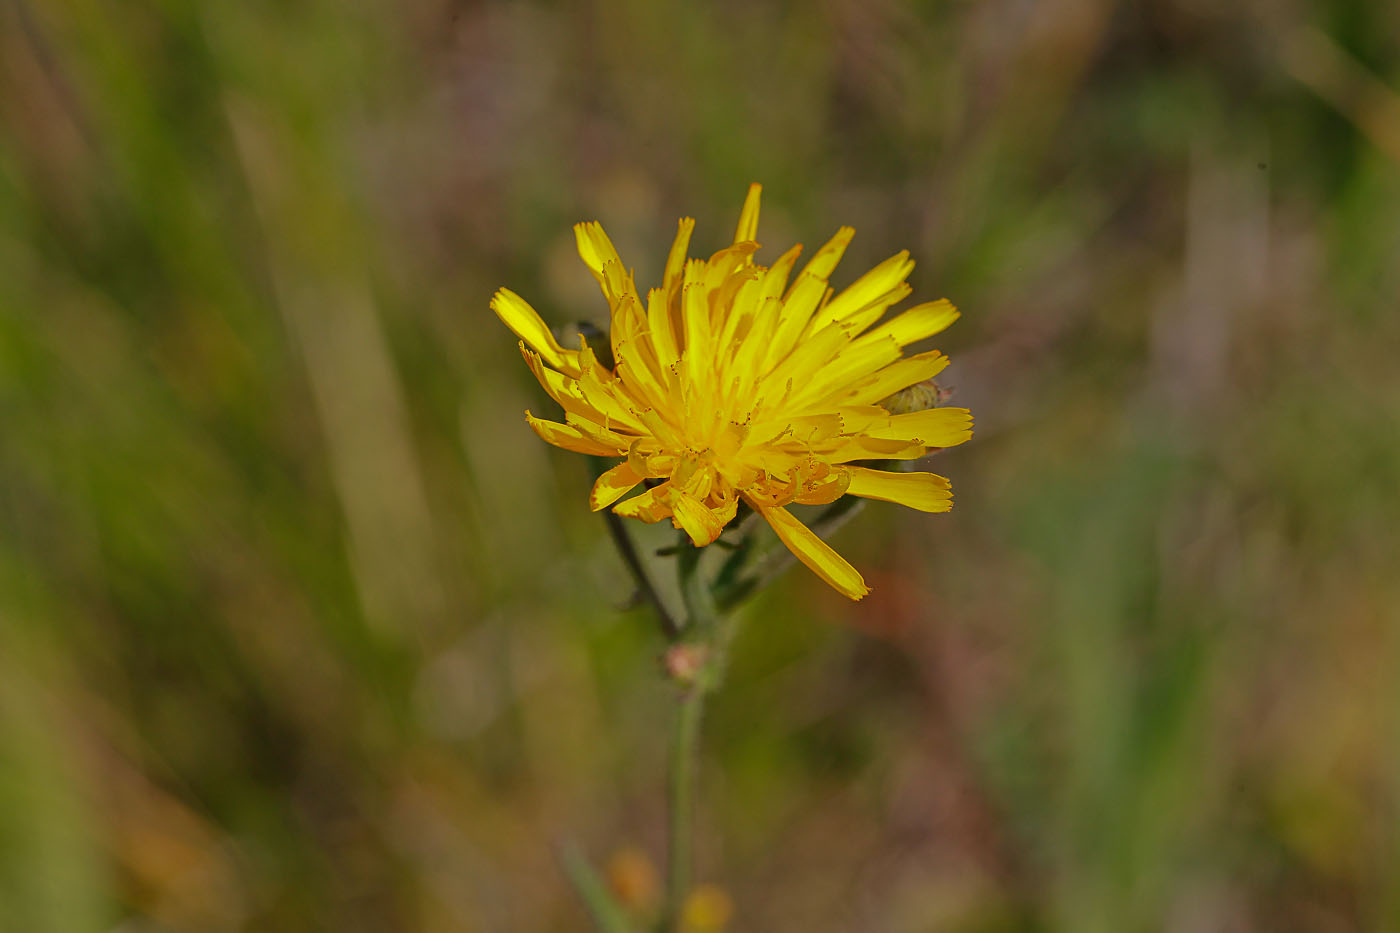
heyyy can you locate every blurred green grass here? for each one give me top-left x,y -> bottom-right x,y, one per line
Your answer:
3,0 -> 1400,930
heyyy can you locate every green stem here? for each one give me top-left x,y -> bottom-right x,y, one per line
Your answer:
662,537 -> 719,931
664,684 -> 706,932
676,538 -> 717,632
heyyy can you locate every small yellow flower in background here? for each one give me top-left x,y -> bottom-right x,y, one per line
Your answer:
681,884 -> 733,931
493,184 -> 971,600
606,846 -> 660,911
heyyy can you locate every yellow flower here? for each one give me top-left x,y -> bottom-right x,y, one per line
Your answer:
492,184 -> 971,600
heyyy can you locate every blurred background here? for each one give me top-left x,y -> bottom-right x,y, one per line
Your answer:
3,0 -> 1400,930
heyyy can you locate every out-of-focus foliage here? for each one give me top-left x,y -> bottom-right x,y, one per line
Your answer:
3,0 -> 1399,930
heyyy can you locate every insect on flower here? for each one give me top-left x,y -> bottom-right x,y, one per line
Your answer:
492,185 -> 972,599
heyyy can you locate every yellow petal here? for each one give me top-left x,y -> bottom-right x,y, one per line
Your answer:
786,335 -> 903,409
704,244 -> 760,299
813,251 -> 914,330
608,291 -> 645,351
837,351 -> 950,406
762,272 -> 829,370
868,407 -> 973,448
646,287 -> 681,366
626,437 -> 661,477
729,295 -> 780,391
600,257 -> 636,306
681,263 -> 714,384
785,412 -> 848,444
520,344 -> 607,423
663,217 -> 696,295
711,494 -> 740,528
733,183 -> 762,245
735,444 -> 807,478
492,288 -> 570,369
614,482 -> 674,523
525,411 -> 626,456
566,413 -> 635,451
860,299 -> 959,348
796,226 -> 854,283
714,274 -> 764,353
758,505 -> 869,600
760,243 -> 803,302
823,436 -> 929,463
794,469 -> 852,505
760,316 -> 853,392
574,363 -> 646,433
573,221 -> 629,292
671,492 -> 725,546
611,320 -> 670,410
818,282 -> 911,338
846,467 -> 952,512
590,462 -> 643,511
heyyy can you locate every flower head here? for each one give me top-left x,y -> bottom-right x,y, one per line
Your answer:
492,184 -> 971,600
